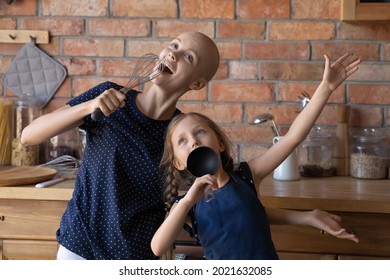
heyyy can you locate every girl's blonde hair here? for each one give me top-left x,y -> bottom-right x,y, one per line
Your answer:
159,112 -> 234,259
161,112 -> 234,210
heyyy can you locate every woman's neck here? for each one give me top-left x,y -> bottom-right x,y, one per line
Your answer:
135,86 -> 180,120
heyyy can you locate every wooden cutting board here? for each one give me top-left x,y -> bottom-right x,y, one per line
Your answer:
0,166 -> 57,186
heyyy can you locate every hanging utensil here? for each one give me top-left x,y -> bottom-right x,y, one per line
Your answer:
251,113 -> 281,137
296,91 -> 311,113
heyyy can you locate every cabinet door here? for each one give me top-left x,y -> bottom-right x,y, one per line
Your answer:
278,251 -> 336,260
338,255 -> 390,260
1,239 -> 58,260
174,228 -> 204,260
271,211 -> 390,259
0,199 -> 67,240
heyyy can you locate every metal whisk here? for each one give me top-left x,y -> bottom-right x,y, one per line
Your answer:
91,53 -> 166,121
36,155 -> 80,188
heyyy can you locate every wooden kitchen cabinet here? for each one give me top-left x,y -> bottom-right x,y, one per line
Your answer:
341,0 -> 390,21
1,176 -> 390,260
271,211 -> 390,260
260,176 -> 390,260
1,240 -> 58,260
175,176 -> 390,260
0,181 -> 73,260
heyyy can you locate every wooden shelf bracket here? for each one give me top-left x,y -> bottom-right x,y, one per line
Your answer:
0,30 -> 49,44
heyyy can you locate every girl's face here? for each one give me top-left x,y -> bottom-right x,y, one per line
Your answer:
170,116 -> 225,171
153,32 -> 213,92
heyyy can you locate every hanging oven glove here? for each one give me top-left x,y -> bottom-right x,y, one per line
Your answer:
2,40 -> 67,108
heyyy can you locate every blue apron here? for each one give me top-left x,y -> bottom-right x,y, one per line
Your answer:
191,162 -> 279,260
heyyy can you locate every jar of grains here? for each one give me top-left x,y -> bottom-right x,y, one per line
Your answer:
12,98 -> 40,166
350,128 -> 387,179
298,126 -> 336,177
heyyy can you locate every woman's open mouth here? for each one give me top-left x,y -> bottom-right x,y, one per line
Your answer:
161,63 -> 173,74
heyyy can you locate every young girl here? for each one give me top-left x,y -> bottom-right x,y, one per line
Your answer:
21,32 -> 220,260
151,53 -> 360,260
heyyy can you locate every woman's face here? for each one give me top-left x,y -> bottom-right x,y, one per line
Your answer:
153,32 -> 215,92
170,116 -> 224,171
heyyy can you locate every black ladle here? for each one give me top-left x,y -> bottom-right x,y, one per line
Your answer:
187,146 -> 219,202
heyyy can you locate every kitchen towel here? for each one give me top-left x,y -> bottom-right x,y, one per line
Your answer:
2,40 -> 67,108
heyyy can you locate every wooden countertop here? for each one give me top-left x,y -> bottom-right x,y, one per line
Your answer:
0,179 -> 74,201
1,176 -> 389,214
259,176 -> 390,214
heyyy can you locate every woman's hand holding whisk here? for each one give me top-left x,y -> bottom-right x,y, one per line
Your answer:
90,53 -> 165,121
91,88 -> 126,118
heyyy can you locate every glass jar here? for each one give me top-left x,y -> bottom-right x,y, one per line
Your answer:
298,126 -> 336,177
48,128 -> 81,161
350,128 -> 387,179
11,98 -> 40,166
0,98 -> 13,165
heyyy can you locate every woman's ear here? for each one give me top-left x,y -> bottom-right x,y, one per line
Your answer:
173,158 -> 186,171
189,79 -> 206,90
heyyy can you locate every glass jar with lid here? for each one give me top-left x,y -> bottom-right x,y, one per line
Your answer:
298,126 -> 336,177
350,128 -> 387,179
48,128 -> 81,161
12,97 -> 40,166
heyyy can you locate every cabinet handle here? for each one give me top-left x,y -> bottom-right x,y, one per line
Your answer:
0,215 -> 4,221
0,240 -> 3,260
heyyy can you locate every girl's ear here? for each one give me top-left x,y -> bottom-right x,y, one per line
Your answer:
189,79 -> 206,90
173,158 -> 186,171
218,139 -> 225,153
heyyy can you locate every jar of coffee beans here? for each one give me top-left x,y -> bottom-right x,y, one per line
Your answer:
298,126 -> 336,177
350,128 -> 387,179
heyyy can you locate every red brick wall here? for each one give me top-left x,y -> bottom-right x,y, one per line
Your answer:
1,0 -> 389,162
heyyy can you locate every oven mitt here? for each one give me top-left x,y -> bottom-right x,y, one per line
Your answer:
2,41 -> 67,108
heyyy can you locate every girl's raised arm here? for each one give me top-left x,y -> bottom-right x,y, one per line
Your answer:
248,53 -> 360,184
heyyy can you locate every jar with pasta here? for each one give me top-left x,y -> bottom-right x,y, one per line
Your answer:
0,98 -> 13,165
12,98 -> 40,166
350,128 -> 387,179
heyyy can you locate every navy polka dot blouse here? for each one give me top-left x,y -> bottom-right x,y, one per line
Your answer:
56,81 -> 178,259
